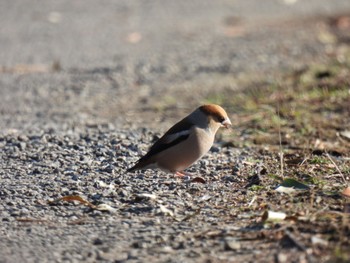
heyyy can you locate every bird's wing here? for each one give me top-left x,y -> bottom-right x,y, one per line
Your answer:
142,118 -> 193,159
127,118 -> 194,172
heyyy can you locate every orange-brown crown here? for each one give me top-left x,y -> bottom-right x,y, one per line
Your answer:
199,104 -> 228,119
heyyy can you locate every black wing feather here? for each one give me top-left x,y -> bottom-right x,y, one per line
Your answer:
127,118 -> 194,172
140,118 -> 193,160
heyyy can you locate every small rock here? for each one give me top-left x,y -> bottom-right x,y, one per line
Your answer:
210,146 -> 220,153
19,142 -> 26,150
311,236 -> 328,246
277,253 -> 288,263
18,135 -> 29,141
71,174 -> 79,181
93,238 -> 103,245
225,238 -> 241,251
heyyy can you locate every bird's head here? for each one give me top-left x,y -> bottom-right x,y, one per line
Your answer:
198,104 -> 232,131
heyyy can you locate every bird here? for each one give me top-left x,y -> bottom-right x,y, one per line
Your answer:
127,104 -> 232,176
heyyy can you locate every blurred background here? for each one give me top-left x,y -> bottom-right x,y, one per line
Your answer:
0,0 -> 349,130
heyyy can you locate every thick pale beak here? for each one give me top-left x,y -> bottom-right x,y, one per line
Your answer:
222,118 -> 232,129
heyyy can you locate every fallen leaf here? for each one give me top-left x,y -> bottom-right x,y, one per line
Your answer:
275,178 -> 310,193
50,195 -> 117,213
341,186 -> 350,198
191,177 -> 206,184
50,195 -> 96,208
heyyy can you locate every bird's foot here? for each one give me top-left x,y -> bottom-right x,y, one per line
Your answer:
175,171 -> 187,177
175,171 -> 195,182
174,171 -> 206,184
175,171 -> 206,184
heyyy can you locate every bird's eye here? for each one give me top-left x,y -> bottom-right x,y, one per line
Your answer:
218,116 -> 225,123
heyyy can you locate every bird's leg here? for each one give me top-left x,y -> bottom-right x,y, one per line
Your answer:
175,171 -> 205,183
175,171 -> 186,177
175,171 -> 193,179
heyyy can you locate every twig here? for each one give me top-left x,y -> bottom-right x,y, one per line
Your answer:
326,152 -> 347,185
284,230 -> 305,251
300,155 -> 309,166
277,102 -> 284,178
248,195 -> 257,207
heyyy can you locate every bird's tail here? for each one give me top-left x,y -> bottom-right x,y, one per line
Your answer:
126,160 -> 144,173
126,165 -> 137,173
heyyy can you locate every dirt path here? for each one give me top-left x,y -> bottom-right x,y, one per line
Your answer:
1,1 -> 350,262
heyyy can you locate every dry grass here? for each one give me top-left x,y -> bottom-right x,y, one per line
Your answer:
204,60 -> 350,261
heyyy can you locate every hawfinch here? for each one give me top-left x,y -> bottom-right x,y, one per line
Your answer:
127,104 -> 231,176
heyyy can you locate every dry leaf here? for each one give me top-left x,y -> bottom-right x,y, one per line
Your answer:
341,186 -> 350,198
50,195 -> 116,212
191,177 -> 206,184
275,178 -> 309,193
49,195 -> 97,209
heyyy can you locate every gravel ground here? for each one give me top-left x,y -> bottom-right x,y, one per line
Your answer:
0,126 -> 251,262
1,1 -> 350,262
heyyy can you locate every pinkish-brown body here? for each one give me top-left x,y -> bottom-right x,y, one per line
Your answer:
127,104 -> 231,174
153,125 -> 215,172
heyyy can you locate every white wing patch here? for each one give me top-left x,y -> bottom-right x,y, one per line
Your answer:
163,130 -> 190,144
